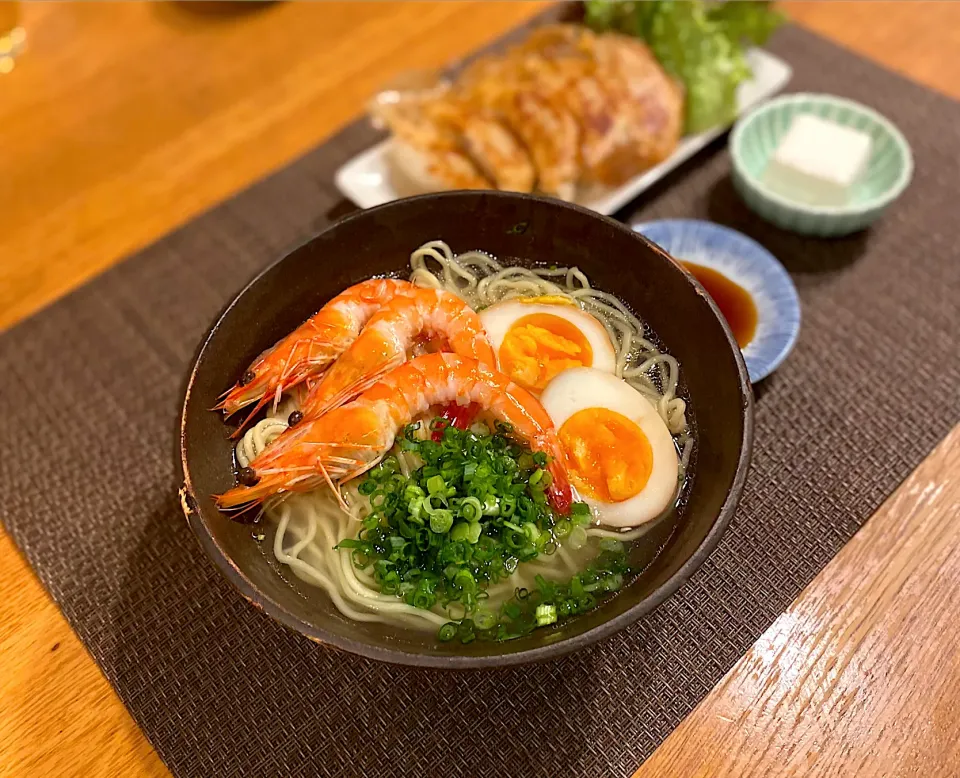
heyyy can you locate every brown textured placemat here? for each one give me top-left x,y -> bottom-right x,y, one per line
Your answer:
2,24 -> 960,778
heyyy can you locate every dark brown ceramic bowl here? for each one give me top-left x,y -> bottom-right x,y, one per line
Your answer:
179,191 -> 753,668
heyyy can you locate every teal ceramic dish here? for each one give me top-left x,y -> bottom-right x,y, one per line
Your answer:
730,93 -> 913,237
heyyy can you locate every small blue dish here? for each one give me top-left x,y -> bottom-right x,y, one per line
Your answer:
634,219 -> 800,383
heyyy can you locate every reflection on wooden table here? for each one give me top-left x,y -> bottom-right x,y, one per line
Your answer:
0,1 -> 24,73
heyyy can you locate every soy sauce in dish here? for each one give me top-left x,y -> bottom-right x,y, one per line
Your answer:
681,262 -> 758,348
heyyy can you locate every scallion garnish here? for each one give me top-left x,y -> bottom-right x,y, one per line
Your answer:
338,417 -> 630,644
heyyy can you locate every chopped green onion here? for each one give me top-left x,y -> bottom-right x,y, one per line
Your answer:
422,494 -> 447,515
570,501 -> 591,519
605,573 -> 624,591
465,520 -> 482,544
504,529 -> 526,550
569,526 -> 588,549
407,497 -> 424,520
404,484 -> 425,501
438,622 -> 458,642
415,528 -> 431,551
411,588 -> 436,610
429,511 -> 454,534
535,603 -> 557,626
454,569 -> 476,593
570,575 -> 584,598
345,414 -> 631,645
458,619 -> 477,644
599,538 -> 625,554
474,611 -> 496,630
459,496 -> 482,522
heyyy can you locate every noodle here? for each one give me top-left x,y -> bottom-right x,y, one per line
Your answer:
238,240 -> 694,633
272,491 -> 449,628
236,418 -> 287,468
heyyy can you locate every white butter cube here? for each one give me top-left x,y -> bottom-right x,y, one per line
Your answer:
762,113 -> 873,206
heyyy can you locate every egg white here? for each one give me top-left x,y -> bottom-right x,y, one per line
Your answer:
539,368 -> 679,528
479,300 -> 617,378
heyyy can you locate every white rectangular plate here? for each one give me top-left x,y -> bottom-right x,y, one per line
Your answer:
335,48 -> 792,216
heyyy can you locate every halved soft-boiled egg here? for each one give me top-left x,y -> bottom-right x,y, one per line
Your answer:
479,297 -> 617,393
539,368 -> 679,527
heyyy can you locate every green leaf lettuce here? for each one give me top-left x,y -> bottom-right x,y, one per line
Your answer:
585,0 -> 785,134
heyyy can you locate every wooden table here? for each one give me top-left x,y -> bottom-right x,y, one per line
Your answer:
1,3 -> 958,776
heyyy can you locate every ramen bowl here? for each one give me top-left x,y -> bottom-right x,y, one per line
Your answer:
179,191 -> 753,668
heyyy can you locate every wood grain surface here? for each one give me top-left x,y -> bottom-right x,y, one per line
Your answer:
633,423 -> 960,778
1,3 -> 958,777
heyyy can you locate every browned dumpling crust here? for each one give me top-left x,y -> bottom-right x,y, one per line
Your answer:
374,24 -> 684,200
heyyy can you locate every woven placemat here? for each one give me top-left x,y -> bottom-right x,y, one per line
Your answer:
2,23 -> 959,778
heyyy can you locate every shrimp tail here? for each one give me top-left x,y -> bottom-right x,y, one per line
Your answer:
432,402 -> 480,440
546,465 -> 573,515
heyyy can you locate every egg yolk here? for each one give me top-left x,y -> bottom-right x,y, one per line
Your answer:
558,408 -> 652,503
498,313 -> 594,392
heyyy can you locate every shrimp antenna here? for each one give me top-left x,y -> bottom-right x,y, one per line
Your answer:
317,457 -> 350,513
227,394 -> 273,439
216,499 -> 265,524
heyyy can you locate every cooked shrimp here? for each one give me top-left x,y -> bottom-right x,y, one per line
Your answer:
215,278 -> 416,428
216,353 -> 572,512
299,287 -> 496,419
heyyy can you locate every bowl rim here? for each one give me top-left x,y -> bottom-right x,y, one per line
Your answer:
178,190 -> 755,669
730,92 -> 914,217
